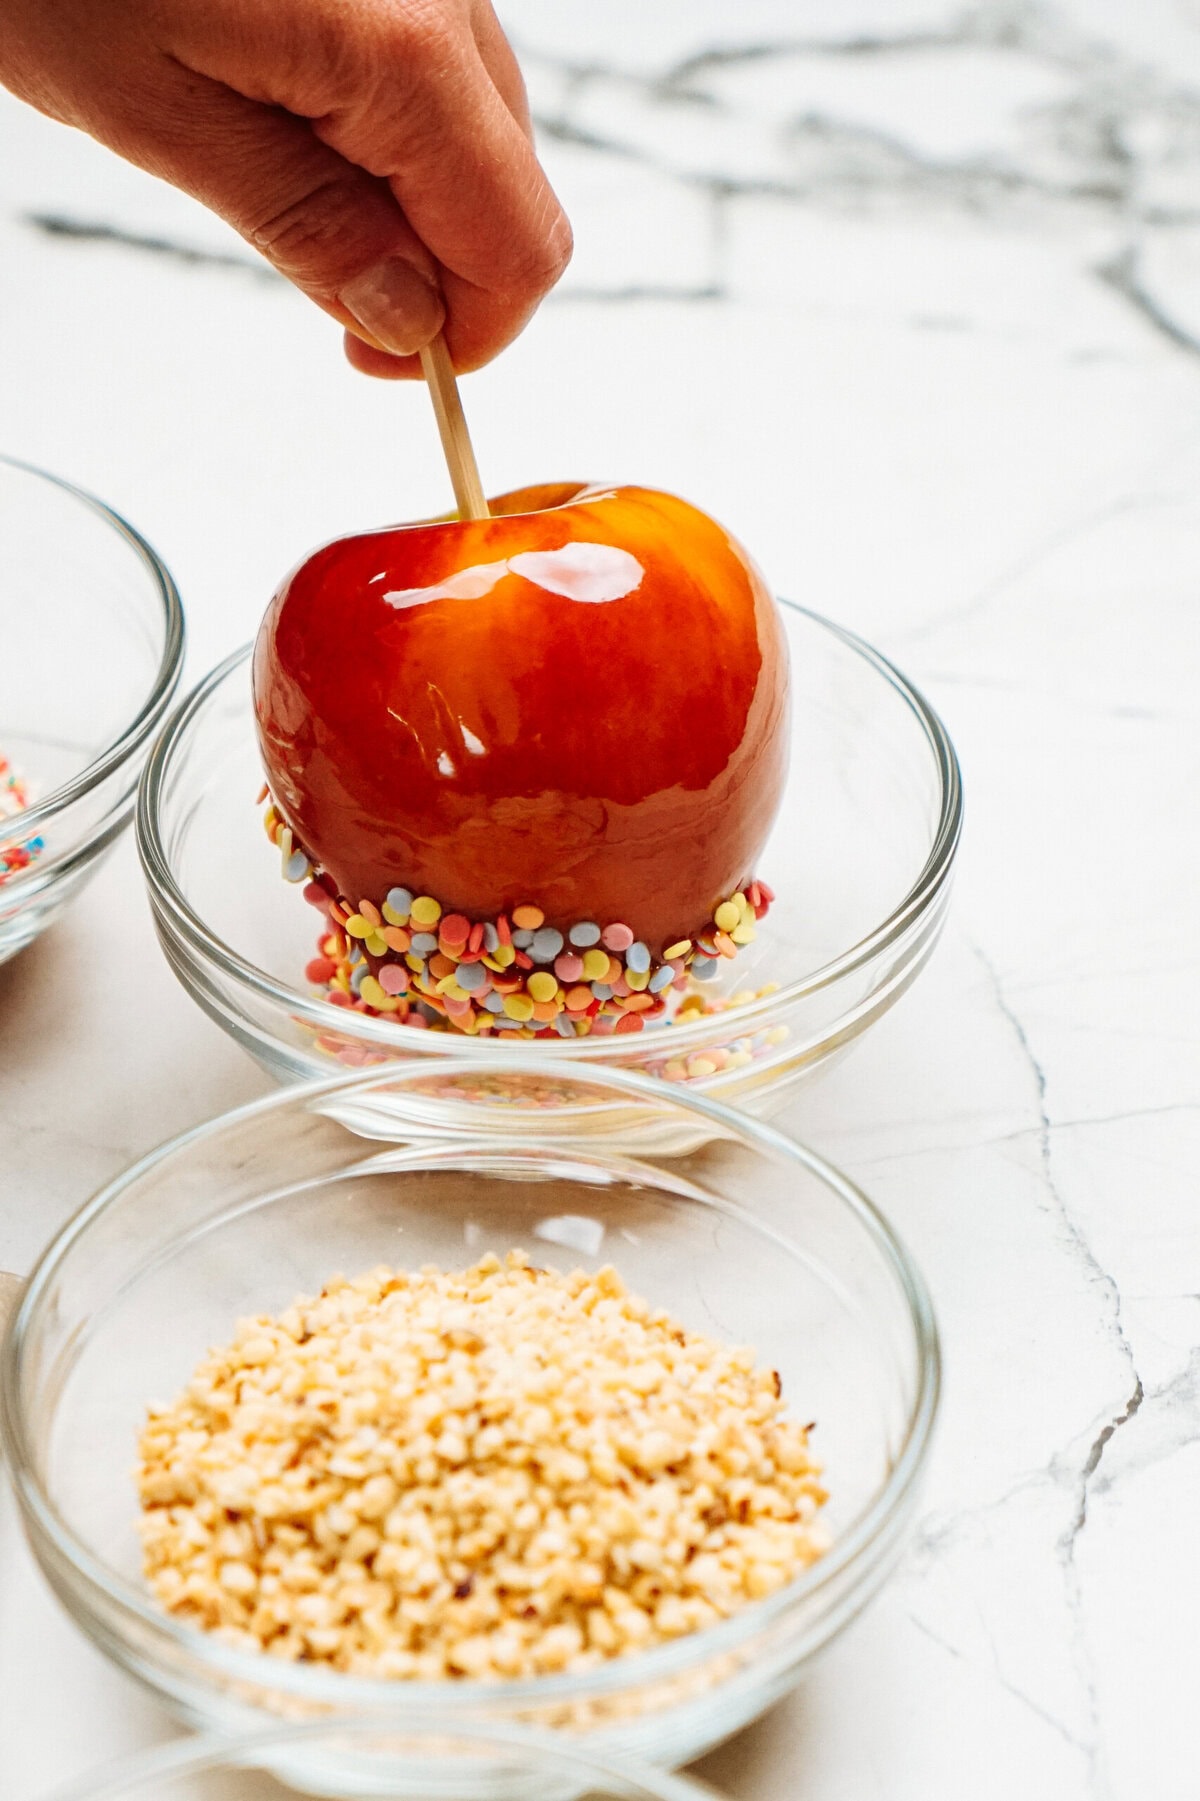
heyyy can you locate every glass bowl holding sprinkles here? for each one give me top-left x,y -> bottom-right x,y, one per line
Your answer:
139,601 -> 961,1134
0,456 -> 185,964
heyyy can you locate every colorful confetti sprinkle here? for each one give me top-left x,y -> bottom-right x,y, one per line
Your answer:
0,753 -> 43,883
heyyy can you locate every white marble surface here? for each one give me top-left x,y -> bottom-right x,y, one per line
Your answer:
1,1 -> 1198,1795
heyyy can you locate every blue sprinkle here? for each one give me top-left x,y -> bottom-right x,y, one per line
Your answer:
483,922 -> 500,952
386,886 -> 414,917
530,927 -> 565,963
492,1014 -> 525,1029
649,964 -> 675,993
553,1013 -> 576,1037
410,932 -> 438,956
283,850 -> 309,883
691,956 -> 719,981
590,982 -> 612,1000
626,941 -> 651,973
456,962 -> 488,992
482,992 -> 506,1013
511,928 -> 535,949
350,963 -> 369,992
568,921 -> 601,947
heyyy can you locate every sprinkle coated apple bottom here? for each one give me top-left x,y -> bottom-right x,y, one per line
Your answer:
261,788 -> 785,1070
137,1251 -> 829,1681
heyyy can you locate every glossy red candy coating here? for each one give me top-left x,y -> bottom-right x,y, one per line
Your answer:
253,483 -> 788,951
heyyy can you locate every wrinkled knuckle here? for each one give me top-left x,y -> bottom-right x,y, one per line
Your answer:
508,213 -> 573,297
247,174 -> 370,281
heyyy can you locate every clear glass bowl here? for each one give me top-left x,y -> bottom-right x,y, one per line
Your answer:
40,1720 -> 724,1801
137,604 -> 961,1125
0,455 -> 185,963
1,1062 -> 938,1796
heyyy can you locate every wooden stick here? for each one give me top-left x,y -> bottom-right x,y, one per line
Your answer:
419,332 -> 490,522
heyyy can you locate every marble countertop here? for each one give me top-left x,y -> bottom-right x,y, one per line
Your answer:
2,2 -> 1197,1796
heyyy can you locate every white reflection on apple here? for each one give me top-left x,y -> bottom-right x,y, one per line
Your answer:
383,541 -> 644,611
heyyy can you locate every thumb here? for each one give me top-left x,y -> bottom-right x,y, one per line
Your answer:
129,65 -> 447,355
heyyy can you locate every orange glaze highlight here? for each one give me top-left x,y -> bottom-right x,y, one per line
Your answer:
253,484 -> 789,952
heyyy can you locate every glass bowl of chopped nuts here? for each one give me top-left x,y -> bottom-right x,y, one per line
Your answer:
0,455 -> 185,964
138,602 -> 960,1123
2,1060 -> 938,1796
41,1720 -> 726,1801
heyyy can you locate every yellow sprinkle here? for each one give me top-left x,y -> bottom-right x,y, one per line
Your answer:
503,993 -> 535,1021
688,1057 -> 718,1079
490,943 -> 516,968
625,966 -> 650,991
405,953 -> 425,974
735,891 -> 753,918
663,1059 -> 688,1082
581,948 -> 610,981
358,976 -> 387,1009
381,901 -> 409,927
664,939 -> 691,961
527,971 -> 558,1003
714,901 -> 740,933
410,895 -> 442,927
437,977 -> 468,1000
765,1026 -> 789,1046
343,914 -> 370,939
730,922 -> 756,945
364,930 -> 388,956
726,1050 -> 753,1069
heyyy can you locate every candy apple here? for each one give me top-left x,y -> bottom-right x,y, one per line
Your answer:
253,482 -> 788,960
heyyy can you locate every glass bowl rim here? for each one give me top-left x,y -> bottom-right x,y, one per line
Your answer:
0,1055 -> 940,1712
0,452 -> 186,840
136,604 -> 962,1057
38,1716 -> 722,1801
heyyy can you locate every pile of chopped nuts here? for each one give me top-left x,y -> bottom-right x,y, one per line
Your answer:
137,1251 -> 829,1679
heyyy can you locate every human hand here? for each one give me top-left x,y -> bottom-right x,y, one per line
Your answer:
1,0 -> 571,375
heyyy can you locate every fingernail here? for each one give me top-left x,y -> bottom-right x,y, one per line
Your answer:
340,258 -> 445,356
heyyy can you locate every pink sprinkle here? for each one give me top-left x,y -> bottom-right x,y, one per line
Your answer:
602,922 -> 634,952
610,974 -> 631,997
553,952 -> 583,983
378,964 -> 408,995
